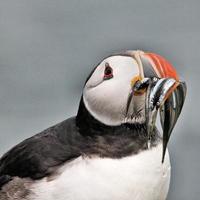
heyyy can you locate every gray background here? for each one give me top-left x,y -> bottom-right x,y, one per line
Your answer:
0,0 -> 198,199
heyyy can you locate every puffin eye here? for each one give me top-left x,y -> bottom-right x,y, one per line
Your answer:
104,63 -> 113,80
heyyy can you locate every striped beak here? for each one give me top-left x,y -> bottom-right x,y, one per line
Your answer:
130,51 -> 187,162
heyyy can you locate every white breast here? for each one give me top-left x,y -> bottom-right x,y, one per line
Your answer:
29,143 -> 171,200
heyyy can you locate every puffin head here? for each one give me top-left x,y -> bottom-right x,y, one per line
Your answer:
79,50 -> 187,162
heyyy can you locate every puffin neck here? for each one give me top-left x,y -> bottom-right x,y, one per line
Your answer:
76,97 -> 148,137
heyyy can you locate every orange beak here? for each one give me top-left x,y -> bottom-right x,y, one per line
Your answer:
130,51 -> 187,162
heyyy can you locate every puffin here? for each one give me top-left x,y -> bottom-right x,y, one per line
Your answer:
0,50 -> 186,200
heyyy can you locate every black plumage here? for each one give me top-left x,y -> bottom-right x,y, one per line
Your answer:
0,97 -> 160,189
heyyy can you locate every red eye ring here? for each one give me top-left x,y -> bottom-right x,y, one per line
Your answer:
104,63 -> 113,80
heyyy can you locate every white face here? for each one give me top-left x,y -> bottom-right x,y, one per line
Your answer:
83,55 -> 146,126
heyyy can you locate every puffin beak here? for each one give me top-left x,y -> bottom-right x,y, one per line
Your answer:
126,51 -> 187,162
127,75 -> 186,163
145,77 -> 187,162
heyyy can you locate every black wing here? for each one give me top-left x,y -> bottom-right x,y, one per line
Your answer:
0,117 -> 82,188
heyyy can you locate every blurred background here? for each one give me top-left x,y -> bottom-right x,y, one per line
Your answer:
0,0 -> 199,199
